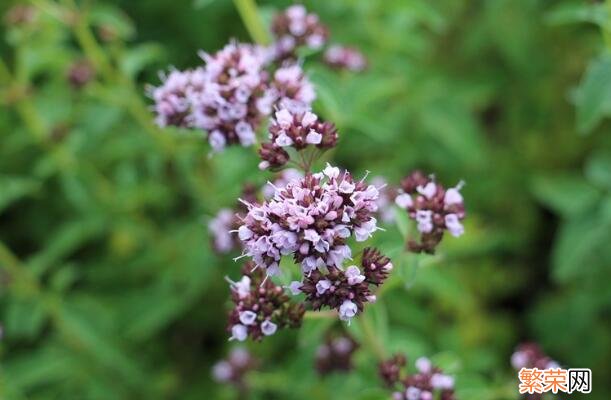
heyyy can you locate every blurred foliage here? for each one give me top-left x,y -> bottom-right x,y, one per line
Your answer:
1,0 -> 610,399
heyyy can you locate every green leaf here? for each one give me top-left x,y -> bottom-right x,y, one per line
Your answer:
0,175 -> 41,213
5,299 -> 47,339
575,54 -> 611,134
89,5 -> 135,40
552,212 -> 611,282
28,217 -> 108,276
585,151 -> 611,189
120,43 -> 165,79
531,174 -> 600,216
545,3 -> 607,27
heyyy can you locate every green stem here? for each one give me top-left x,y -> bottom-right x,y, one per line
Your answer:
37,0 -> 175,153
233,0 -> 271,45
304,310 -> 336,319
604,0 -> 611,49
357,314 -> 386,361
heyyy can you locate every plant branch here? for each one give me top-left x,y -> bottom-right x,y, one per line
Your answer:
233,0 -> 271,45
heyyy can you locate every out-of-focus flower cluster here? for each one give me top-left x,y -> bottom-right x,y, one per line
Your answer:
150,43 -> 273,151
208,184 -> 258,254
237,164 -> 379,278
296,247 -> 392,322
315,334 -> 359,374
324,45 -> 367,72
395,171 -> 466,254
226,262 -> 305,342
371,176 -> 399,224
271,4 -> 329,61
212,347 -> 258,387
511,342 -> 559,371
379,354 -> 456,400
150,5 -> 368,153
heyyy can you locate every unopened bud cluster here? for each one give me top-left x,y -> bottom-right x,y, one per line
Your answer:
511,342 -> 559,371
227,262 -> 305,342
259,108 -> 338,170
324,45 -> 367,72
271,5 -> 329,61
395,171 -> 465,253
315,334 -> 359,374
212,347 -> 258,386
295,247 -> 392,322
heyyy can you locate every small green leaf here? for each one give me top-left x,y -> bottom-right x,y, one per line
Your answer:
585,151 -> 611,189
0,175 -> 40,213
575,54 -> 611,134
531,174 -> 600,216
545,3 -> 607,27
120,43 -> 165,79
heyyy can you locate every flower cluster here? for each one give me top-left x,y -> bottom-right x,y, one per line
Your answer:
193,42 -> 271,151
511,342 -> 559,371
212,347 -> 258,386
379,354 -> 456,400
296,247 -> 392,322
271,4 -> 329,61
227,262 -> 305,342
259,108 -> 338,170
324,45 -> 368,72
395,171 -> 466,253
149,42 -> 277,151
237,164 -> 379,277
150,68 -> 206,128
315,334 -> 359,374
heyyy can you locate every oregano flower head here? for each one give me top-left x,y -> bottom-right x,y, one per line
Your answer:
237,164 -> 379,278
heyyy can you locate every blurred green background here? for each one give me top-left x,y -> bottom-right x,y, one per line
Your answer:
1,0 -> 610,399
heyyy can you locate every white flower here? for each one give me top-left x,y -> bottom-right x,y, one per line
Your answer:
339,300 -> 358,321
261,320 -> 277,336
323,163 -> 340,179
287,281 -> 303,295
316,279 -> 332,295
415,356 -> 432,373
395,193 -> 413,208
444,213 -> 464,237
275,132 -> 294,147
444,187 -> 463,205
239,310 -> 257,325
415,210 -> 433,233
238,225 -> 253,241
229,275 -> 251,299
212,360 -> 233,382
345,265 -> 365,285
275,108 -> 293,128
431,373 -> 454,390
230,324 -> 248,341
306,130 -> 322,144
302,111 -> 317,127
417,182 -> 437,199
511,351 -> 528,369
209,130 -> 227,152
405,387 -> 421,400
339,180 -> 356,194
354,218 -> 377,241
